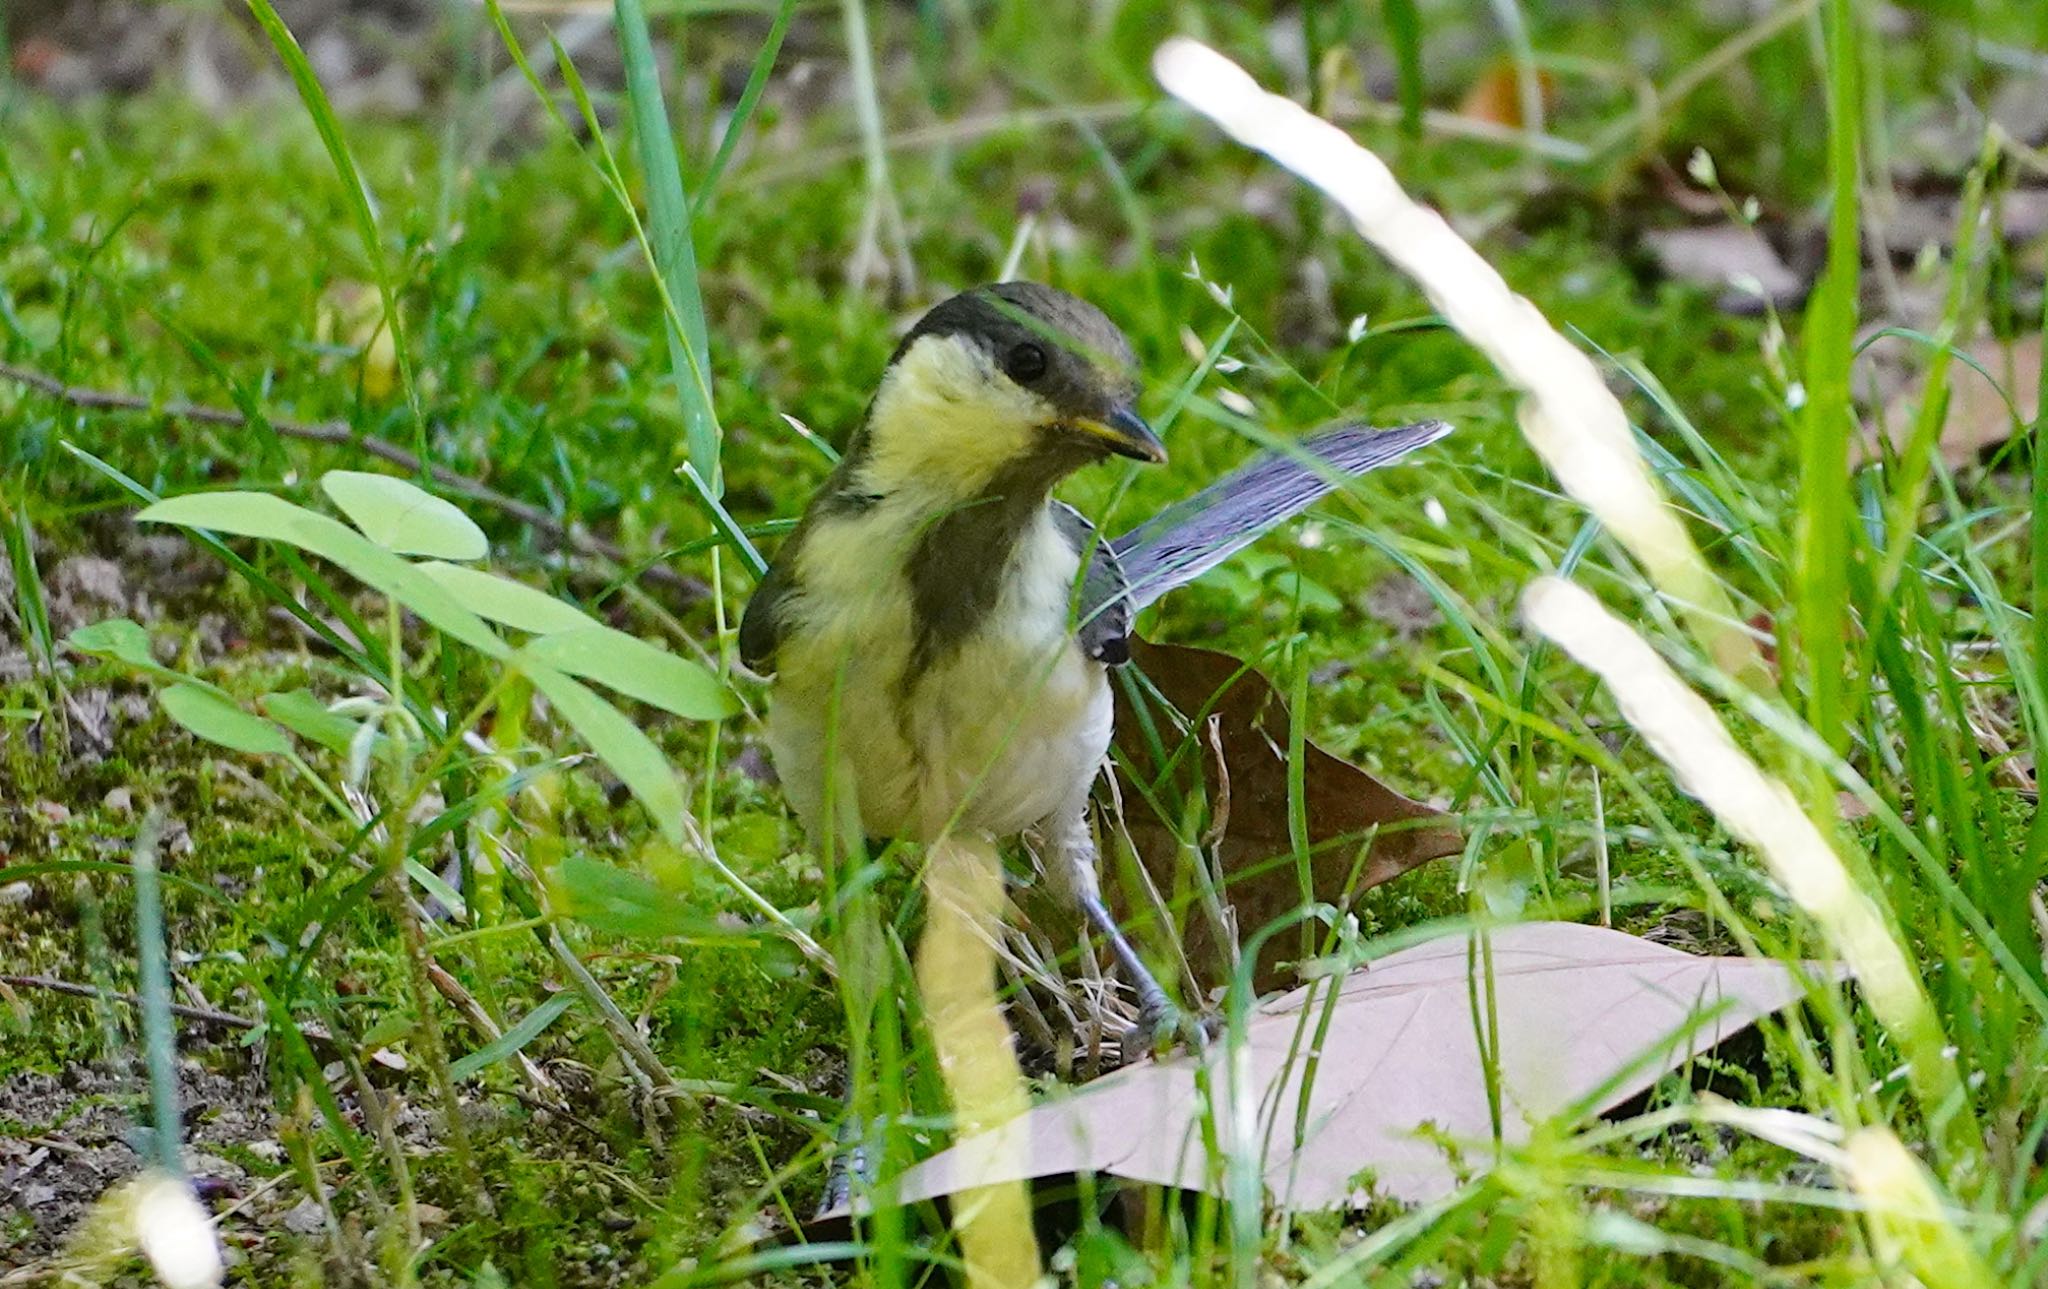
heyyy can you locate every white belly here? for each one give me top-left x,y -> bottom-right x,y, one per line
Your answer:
765,506 -> 1111,843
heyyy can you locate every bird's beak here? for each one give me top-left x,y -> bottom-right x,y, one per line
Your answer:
1072,405 -> 1167,463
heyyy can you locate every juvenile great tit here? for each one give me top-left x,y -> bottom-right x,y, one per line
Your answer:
741,281 -> 1448,1047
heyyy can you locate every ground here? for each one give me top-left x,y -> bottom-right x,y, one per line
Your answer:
2,0 -> 2046,1284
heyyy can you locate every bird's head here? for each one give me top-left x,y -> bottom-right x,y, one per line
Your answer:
857,282 -> 1163,498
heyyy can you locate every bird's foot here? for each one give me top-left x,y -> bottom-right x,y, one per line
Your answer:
815,1117 -> 871,1220
1119,996 -> 1218,1063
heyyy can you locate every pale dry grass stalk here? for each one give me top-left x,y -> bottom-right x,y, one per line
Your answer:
132,1170 -> 225,1289
918,835 -> 1042,1288
1152,39 -> 1759,683
1152,31 -> 1983,1181
1521,577 -> 1978,1180
1843,1126 -> 1998,1288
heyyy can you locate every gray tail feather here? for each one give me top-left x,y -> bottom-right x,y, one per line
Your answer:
1109,420 -> 1452,613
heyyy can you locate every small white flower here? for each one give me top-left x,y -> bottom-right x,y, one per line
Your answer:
1687,147 -> 1717,187
1218,389 -> 1254,416
1423,496 -> 1449,528
1346,313 -> 1371,343
1785,381 -> 1807,411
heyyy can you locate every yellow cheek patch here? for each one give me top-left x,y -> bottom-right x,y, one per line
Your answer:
862,336 -> 1052,496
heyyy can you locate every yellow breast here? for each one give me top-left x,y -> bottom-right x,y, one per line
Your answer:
765,504 -> 1110,843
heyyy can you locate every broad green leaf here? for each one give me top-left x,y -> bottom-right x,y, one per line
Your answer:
160,684 -> 292,757
66,444 -> 400,701
260,689 -> 358,756
138,493 -> 508,658
322,471 -> 487,561
67,618 -> 154,668
67,618 -> 199,689
553,854 -> 742,940
260,689 -> 394,765
524,628 -> 736,720
414,561 -> 596,635
448,993 -> 574,1082
360,1009 -> 415,1050
523,663 -> 684,843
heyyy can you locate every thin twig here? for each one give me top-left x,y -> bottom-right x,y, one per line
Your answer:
0,971 -> 413,1073
0,973 -> 258,1030
425,960 -> 563,1100
0,360 -> 708,601
546,926 -> 676,1098
740,97 -> 1592,189
490,1085 -> 611,1144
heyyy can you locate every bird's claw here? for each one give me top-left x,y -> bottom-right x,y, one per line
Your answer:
1120,997 -> 1217,1063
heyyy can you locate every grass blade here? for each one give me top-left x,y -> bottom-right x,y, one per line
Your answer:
483,5 -> 767,577
240,0 -> 424,454
130,811 -> 183,1175
694,0 -> 799,206
1382,0 -> 1426,139
2029,299 -> 2048,885
449,992 -> 575,1081
1789,0 -> 1863,757
612,0 -> 720,488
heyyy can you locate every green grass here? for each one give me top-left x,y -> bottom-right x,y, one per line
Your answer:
3,0 -> 2047,1283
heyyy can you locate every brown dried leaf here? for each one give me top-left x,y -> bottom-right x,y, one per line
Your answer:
1105,639 -> 1460,995
1865,334 -> 2042,469
1455,58 -> 1558,129
827,922 -> 1821,1216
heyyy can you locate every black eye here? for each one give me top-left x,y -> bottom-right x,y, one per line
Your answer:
1004,342 -> 1048,383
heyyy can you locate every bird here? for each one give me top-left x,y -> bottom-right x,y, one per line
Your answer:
740,281 -> 1450,1051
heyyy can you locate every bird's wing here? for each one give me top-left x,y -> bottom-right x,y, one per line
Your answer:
1107,420 -> 1452,614
739,450 -> 883,675
738,561 -> 794,674
1053,502 -> 1133,665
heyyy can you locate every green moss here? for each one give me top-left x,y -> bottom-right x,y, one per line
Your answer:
3,1 -> 2042,1278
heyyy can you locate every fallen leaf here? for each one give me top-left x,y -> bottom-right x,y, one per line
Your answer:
10,37 -> 65,84
1103,639 -> 1460,995
1865,334 -> 2042,469
1642,224 -> 1805,314
825,921 -> 1821,1217
1877,188 -> 2048,260
1456,57 -> 1558,130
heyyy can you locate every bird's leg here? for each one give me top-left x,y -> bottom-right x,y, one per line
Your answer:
816,1104 -> 869,1219
1078,881 -> 1182,1055
1034,802 -> 1187,1057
